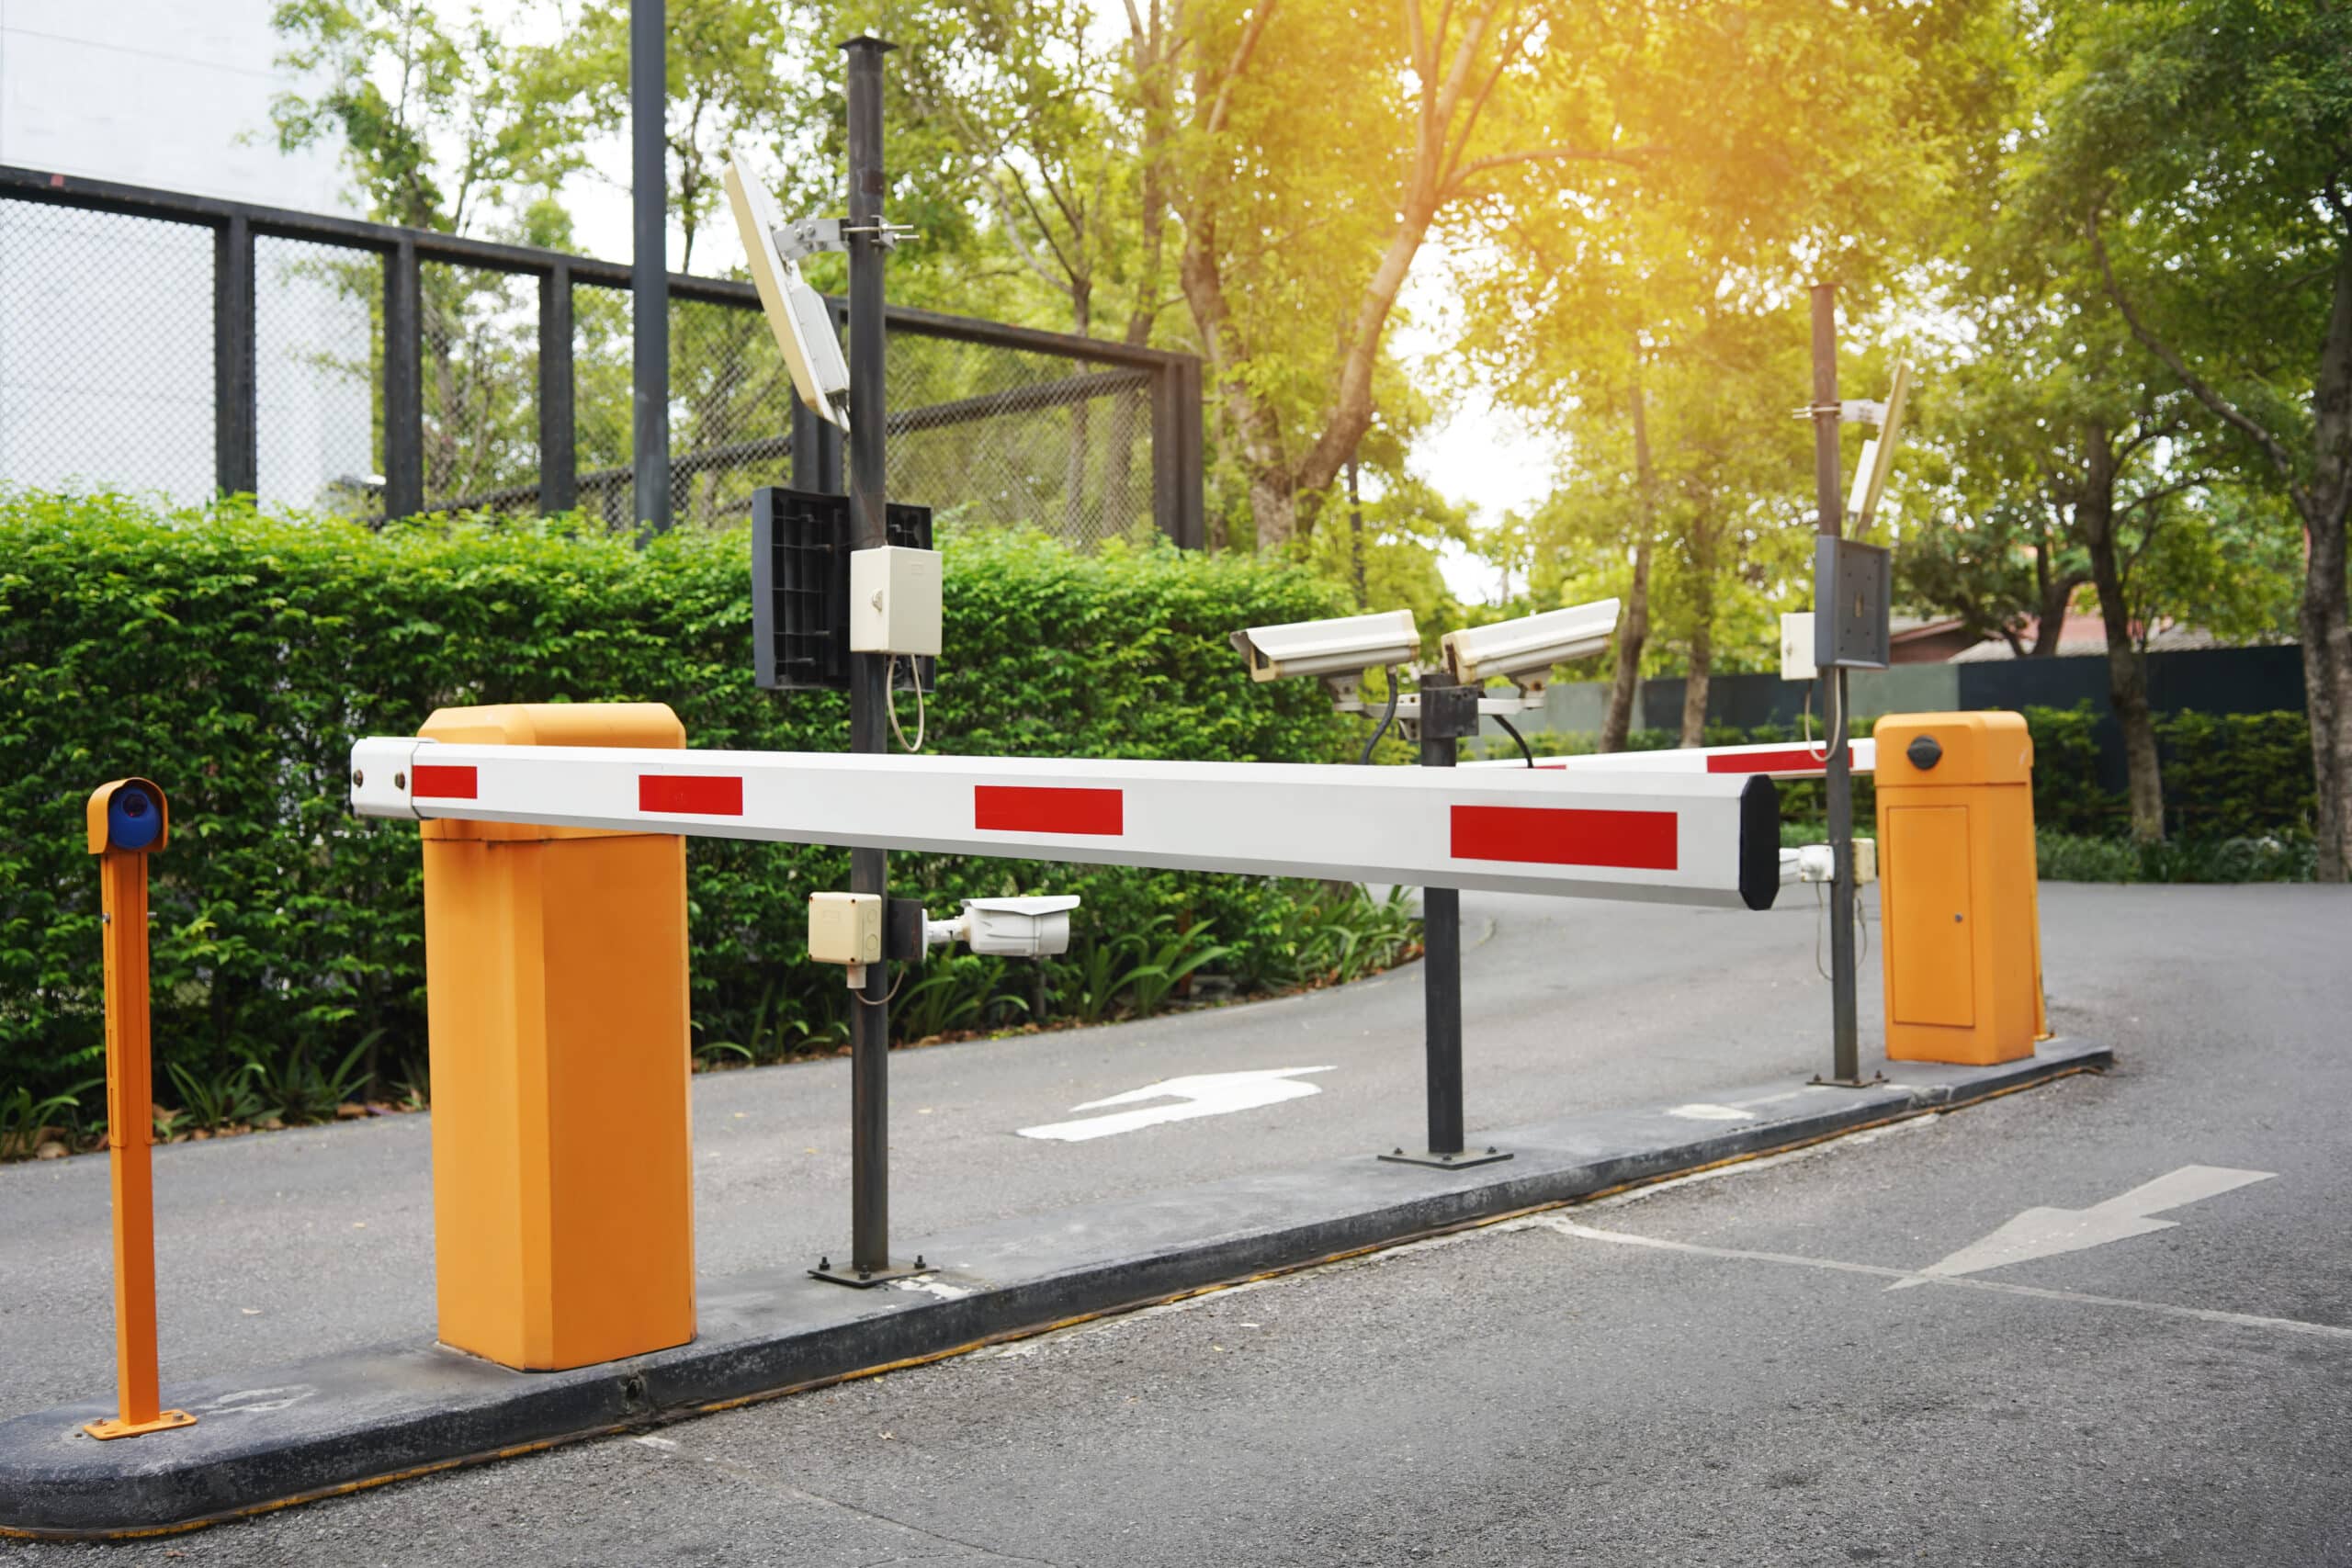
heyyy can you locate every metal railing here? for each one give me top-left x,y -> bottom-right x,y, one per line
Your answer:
0,165 -> 1205,548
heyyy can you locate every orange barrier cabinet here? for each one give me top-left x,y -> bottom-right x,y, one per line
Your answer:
417,703 -> 695,1371
1873,711 -> 2045,1066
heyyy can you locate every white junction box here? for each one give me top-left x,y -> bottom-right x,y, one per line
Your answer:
849,546 -> 944,657
1793,837 -> 1878,886
1780,612 -> 1817,683
808,891 -> 883,966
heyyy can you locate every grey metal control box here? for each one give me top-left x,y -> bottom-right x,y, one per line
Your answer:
1814,536 -> 1892,671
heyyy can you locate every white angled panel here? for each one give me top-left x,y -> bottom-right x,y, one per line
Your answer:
352,741 -> 1781,910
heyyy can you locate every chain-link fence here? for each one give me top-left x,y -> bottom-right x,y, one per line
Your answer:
0,167 -> 1204,549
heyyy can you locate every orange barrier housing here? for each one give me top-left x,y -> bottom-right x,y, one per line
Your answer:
418,704 -> 695,1371
1873,712 -> 2044,1066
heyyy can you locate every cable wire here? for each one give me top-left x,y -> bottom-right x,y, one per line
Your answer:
1494,712 -> 1536,768
1358,667 -> 1401,765
888,655 -> 926,753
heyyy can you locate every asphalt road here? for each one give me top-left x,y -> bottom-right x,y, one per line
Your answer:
0,881 -> 1878,1421
7,882 -> 2351,1565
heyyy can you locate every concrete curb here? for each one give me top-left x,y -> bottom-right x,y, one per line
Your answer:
0,1040 -> 2109,1539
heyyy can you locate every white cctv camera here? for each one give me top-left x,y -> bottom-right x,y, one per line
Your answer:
924,896 -> 1081,959
1230,609 -> 1419,702
1440,597 -> 1620,697
723,150 -> 852,431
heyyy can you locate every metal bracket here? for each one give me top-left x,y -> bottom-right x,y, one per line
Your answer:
1791,400 -> 1888,426
809,1254 -> 934,1289
774,218 -> 846,263
1378,1146 -> 1514,1170
1807,1071 -> 1888,1089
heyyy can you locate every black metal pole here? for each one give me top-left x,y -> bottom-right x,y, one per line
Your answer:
631,0 -> 670,533
537,262 -> 576,513
1811,283 -> 1860,1084
382,237 -> 422,521
1381,677 -> 1509,1170
212,214 -> 256,497
844,35 -> 897,1280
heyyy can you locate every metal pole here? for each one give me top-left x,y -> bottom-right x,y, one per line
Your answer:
630,0 -> 671,533
1381,677 -> 1509,1169
212,214 -> 256,497
1811,283 -> 1861,1085
85,782 -> 193,1440
842,35 -> 904,1282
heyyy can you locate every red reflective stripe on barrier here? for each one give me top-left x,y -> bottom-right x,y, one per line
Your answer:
1705,746 -> 1838,775
1451,805 -> 1678,870
412,764 -> 478,799
639,774 -> 744,816
974,784 -> 1124,836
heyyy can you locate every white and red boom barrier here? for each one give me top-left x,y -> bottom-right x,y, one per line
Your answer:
349,739 -> 1782,910
1468,737 -> 1877,781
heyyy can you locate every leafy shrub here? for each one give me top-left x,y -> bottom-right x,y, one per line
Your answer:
0,492 -> 1376,1108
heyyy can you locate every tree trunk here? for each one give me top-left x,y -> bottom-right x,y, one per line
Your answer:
1600,367 -> 1657,751
1679,513 -> 1716,749
2078,425 -> 2165,841
1679,624 -> 1711,748
2299,504 -> 2352,878
2299,249 -> 2352,880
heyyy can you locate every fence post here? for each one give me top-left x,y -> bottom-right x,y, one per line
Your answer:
383,237 -> 423,520
212,215 -> 256,497
631,0 -> 672,533
1176,357 -> 1205,549
792,395 -> 842,492
538,262 -> 576,513
1151,361 -> 1181,545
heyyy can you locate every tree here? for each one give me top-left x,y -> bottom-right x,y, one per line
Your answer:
2023,0 -> 2352,877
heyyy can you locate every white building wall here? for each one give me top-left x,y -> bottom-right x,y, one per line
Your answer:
0,0 -> 372,509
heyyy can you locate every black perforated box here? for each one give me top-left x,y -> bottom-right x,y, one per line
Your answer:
751,488 -> 935,693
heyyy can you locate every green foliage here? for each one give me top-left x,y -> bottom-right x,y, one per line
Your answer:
0,1079 -> 96,1159
2022,703 -> 2314,840
0,492 -> 1369,1108
2038,829 -> 2316,885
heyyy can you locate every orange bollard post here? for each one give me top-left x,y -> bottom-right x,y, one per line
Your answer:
81,779 -> 196,1441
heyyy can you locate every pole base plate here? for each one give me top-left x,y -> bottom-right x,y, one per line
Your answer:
808,1258 -> 933,1290
1809,1072 -> 1889,1089
1377,1146 -> 1514,1170
82,1410 -> 196,1441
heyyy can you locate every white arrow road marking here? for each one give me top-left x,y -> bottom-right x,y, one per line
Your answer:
1890,1165 -> 2276,1291
1018,1066 -> 1335,1142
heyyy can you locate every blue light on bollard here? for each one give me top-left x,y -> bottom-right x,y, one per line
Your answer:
107,788 -> 162,852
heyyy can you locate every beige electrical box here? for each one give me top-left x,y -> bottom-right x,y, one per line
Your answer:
808,891 -> 883,965
848,546 -> 944,657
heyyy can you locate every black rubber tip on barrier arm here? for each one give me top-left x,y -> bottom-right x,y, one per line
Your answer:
1737,774 -> 1781,911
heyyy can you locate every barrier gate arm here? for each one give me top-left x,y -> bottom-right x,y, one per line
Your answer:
350,740 -> 1782,910
1467,738 -> 1878,781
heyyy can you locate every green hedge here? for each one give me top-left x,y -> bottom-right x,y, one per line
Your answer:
0,493 -> 1364,1108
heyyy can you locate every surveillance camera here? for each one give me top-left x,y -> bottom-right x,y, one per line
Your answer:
1440,597 -> 1621,696
1229,609 -> 1419,698
723,150 -> 852,431
947,895 -> 1081,958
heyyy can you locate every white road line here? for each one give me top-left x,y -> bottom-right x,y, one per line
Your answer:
1538,1216 -> 2352,1342
1894,1165 -> 2276,1289
1017,1066 -> 1334,1142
